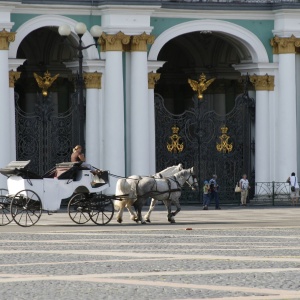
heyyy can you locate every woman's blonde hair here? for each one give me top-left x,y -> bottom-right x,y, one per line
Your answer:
73,145 -> 82,153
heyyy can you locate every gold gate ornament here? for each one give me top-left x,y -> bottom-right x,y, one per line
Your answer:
167,125 -> 184,153
188,73 -> 216,99
34,70 -> 59,97
216,126 -> 233,153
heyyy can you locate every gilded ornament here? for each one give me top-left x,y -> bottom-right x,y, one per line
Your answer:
188,73 -> 216,99
0,29 -> 16,50
99,31 -> 130,52
84,72 -> 102,89
270,35 -> 300,54
216,126 -> 233,153
9,70 -> 21,88
33,71 -> 59,97
167,125 -> 184,153
148,72 -> 161,89
131,32 -> 155,52
249,74 -> 274,91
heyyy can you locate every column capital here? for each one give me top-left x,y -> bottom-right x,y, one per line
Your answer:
99,31 -> 130,52
83,72 -> 102,89
270,35 -> 300,54
0,29 -> 15,50
9,70 -> 21,88
148,72 -> 161,89
248,74 -> 274,91
131,32 -> 155,52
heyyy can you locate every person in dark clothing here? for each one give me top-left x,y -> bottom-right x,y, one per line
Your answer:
209,174 -> 221,210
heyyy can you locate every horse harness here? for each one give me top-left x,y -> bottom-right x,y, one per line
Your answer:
136,176 -> 182,200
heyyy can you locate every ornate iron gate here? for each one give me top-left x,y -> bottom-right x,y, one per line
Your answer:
15,92 -> 83,175
155,90 -> 255,204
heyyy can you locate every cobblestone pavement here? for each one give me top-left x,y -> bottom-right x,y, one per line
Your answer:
1,206 -> 300,300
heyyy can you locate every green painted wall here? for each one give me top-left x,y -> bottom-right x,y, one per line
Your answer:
150,17 -> 274,62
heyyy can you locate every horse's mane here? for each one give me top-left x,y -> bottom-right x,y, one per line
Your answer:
155,163 -> 183,177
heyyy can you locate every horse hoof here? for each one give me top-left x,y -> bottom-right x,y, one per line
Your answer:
117,219 -> 122,224
141,221 -> 147,225
130,215 -> 136,221
145,219 -> 151,223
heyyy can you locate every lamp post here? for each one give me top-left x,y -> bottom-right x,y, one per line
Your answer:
58,22 -> 102,147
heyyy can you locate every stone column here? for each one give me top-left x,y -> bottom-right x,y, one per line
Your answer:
99,32 -> 130,191
9,70 -> 21,161
83,71 -> 102,168
129,33 -> 154,176
249,74 -> 274,183
148,71 -> 161,175
0,29 -> 15,187
271,36 -> 299,181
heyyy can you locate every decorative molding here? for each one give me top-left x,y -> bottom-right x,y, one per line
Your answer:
249,74 -> 274,91
99,31 -> 130,52
131,32 -> 155,52
9,70 -> 21,88
84,72 -> 102,89
148,72 -> 161,89
0,29 -> 15,50
148,19 -> 269,63
270,35 -> 300,54
9,15 -> 99,60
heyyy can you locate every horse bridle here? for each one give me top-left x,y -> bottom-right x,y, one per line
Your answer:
185,170 -> 198,190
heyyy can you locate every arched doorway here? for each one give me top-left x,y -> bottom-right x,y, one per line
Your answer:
14,26 -> 80,174
152,23 -> 262,204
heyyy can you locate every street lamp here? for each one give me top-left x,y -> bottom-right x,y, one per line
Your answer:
58,22 -> 102,146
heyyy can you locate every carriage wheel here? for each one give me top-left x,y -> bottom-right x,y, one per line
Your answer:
0,189 -> 12,226
10,190 -> 42,227
89,195 -> 114,225
68,193 -> 91,224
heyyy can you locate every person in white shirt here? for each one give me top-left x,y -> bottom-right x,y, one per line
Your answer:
239,174 -> 250,206
287,172 -> 299,206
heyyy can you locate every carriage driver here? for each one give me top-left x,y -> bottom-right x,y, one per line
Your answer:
71,145 -> 102,176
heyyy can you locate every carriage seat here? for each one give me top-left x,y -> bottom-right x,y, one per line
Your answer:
55,162 -> 83,180
0,160 -> 42,179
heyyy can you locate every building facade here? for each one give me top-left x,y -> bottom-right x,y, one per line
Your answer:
0,0 -> 299,195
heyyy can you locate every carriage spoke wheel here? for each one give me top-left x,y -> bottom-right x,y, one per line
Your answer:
68,193 -> 91,224
10,190 -> 42,227
0,189 -> 12,226
89,195 -> 114,225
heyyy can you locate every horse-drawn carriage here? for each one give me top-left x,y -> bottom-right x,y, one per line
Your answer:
0,161 -> 115,227
0,161 -> 198,227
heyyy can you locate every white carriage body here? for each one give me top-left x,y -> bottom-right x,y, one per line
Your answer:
3,161 -> 109,211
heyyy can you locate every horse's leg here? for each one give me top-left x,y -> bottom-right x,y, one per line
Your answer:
144,198 -> 157,223
163,200 -> 175,223
125,203 -> 138,222
114,199 -> 126,224
136,198 -> 147,224
170,198 -> 181,222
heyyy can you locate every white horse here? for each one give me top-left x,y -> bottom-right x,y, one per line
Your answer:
132,168 -> 198,223
114,164 -> 183,223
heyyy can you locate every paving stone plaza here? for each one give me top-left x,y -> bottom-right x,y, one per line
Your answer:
1,206 -> 300,300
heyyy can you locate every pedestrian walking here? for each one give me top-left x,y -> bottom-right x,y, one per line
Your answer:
287,172 -> 299,206
209,175 -> 221,210
202,180 -> 210,210
239,174 -> 250,206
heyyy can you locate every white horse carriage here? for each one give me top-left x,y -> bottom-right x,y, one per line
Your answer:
0,161 -> 198,227
0,160 -> 115,227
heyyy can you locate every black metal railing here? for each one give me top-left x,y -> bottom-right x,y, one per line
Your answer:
181,182 -> 295,206
251,182 -> 293,206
